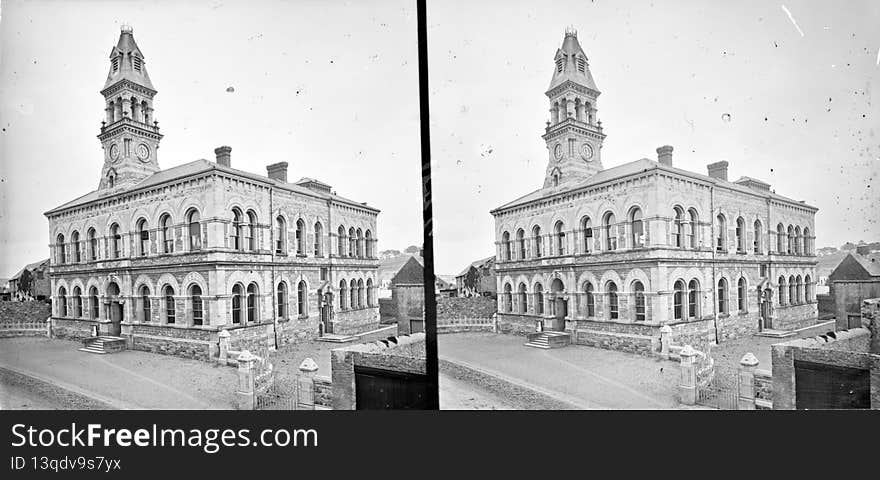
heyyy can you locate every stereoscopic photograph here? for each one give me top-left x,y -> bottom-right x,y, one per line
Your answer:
0,0 -> 428,410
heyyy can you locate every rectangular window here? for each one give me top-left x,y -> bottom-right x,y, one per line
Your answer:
320,268 -> 328,281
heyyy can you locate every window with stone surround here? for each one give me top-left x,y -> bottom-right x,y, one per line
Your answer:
501,231 -> 511,261
88,228 -> 98,261
607,282 -> 618,320
73,286 -> 82,318
688,279 -> 700,319
337,225 -> 346,257
803,227 -> 811,255
277,282 -> 288,318
753,219 -> 763,254
672,207 -> 684,248
232,284 -> 243,324
554,221 -> 565,255
57,287 -> 67,316
503,283 -> 512,312
314,222 -> 324,256
356,228 -> 364,258
339,280 -> 347,310
138,285 -> 150,322
366,279 -> 374,307
350,279 -> 358,309
110,223 -> 122,258
137,218 -> 150,256
805,275 -> 813,302
91,287 -> 100,320
673,280 -> 685,320
603,212 -> 617,251
786,225 -> 794,254
715,214 -> 726,253
794,226 -> 802,255
717,278 -> 728,314
518,283 -> 528,313
581,216 -> 593,253
163,285 -> 175,324
231,208 -> 244,250
298,281 -> 308,317
534,283 -> 544,315
736,217 -> 745,253
357,279 -> 364,309
630,207 -> 644,248
584,282 -> 595,317
688,209 -> 699,248
516,229 -> 526,260
71,231 -> 81,263
633,281 -> 646,321
246,211 -> 258,251
246,283 -> 258,323
532,226 -> 543,258
788,275 -> 796,306
188,209 -> 201,251
796,275 -> 804,304
778,276 -> 787,305
365,230 -> 373,258
191,285 -> 203,326
348,227 -> 356,257
776,223 -> 785,253
160,213 -> 174,254
737,277 -> 747,312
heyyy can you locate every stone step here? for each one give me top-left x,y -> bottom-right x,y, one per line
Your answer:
78,347 -> 108,354
755,329 -> 796,338
524,342 -> 551,349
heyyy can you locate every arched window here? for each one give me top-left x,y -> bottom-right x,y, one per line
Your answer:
715,214 -> 726,252
633,281 -> 646,321
246,210 -> 258,251
295,218 -> 306,255
137,218 -> 149,256
673,280 -> 685,320
366,278 -> 374,307
794,226 -> 802,255
232,284 -> 243,324
630,207 -> 644,248
356,228 -> 364,258
581,216 -> 593,253
231,208 -> 243,250
533,226 -> 543,258
534,283 -> 544,315
298,281 -> 308,317
738,277 -> 747,312
518,283 -> 528,313
736,217 -> 745,253
350,279 -> 358,309
73,286 -> 82,317
56,234 -> 66,264
246,283 -> 258,323
688,209 -> 699,248
803,228 -> 811,255
71,231 -> 81,263
788,275 -> 796,306
688,279 -> 700,319
776,223 -> 785,253
584,282 -> 595,317
604,212 -> 617,251
753,220 -> 763,254
365,230 -> 373,258
159,213 -> 173,253
138,285 -> 150,322
186,209 -> 201,251
554,221 -> 565,256
717,278 -> 728,314
314,222 -> 324,256
110,224 -> 121,258
607,282 -> 619,319
501,231 -> 511,261
348,227 -> 356,257
277,282 -> 288,318
337,226 -> 346,257
339,280 -> 348,310
516,229 -> 526,260
357,279 -> 365,309
805,275 -> 813,302
190,285 -> 203,325
88,228 -> 98,261
57,287 -> 67,316
778,276 -> 787,305
672,207 -> 684,248
787,225 -> 794,254
796,275 -> 804,304
163,285 -> 175,324
503,283 -> 512,312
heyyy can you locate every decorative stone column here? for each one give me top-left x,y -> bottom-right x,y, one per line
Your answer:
738,352 -> 759,410
679,345 -> 698,405
659,324 -> 673,358
235,350 -> 256,410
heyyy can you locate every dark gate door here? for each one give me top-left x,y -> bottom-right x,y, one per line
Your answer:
794,360 -> 870,409
354,366 -> 429,409
109,302 -> 122,336
553,298 -> 567,331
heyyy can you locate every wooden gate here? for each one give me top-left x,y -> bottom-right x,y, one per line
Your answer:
354,365 -> 429,409
794,360 -> 870,409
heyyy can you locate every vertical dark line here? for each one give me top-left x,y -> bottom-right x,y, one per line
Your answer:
417,0 -> 439,410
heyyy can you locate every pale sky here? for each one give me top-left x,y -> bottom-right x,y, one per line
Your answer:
428,0 -> 880,275
0,0 -> 421,278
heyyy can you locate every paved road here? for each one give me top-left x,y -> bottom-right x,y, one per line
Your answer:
0,337 -> 236,409
439,333 -> 680,409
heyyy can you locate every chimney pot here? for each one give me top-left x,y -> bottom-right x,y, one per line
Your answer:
214,146 -> 232,167
266,162 -> 289,182
707,160 -> 729,181
656,145 -> 673,166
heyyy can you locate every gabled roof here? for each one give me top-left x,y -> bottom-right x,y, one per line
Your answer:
828,252 -> 880,281
9,259 -> 50,281
390,256 -> 424,285
456,255 -> 496,277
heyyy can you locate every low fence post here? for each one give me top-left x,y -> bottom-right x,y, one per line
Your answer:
659,325 -> 672,359
679,345 -> 698,405
218,330 -> 230,365
738,352 -> 759,410
235,350 -> 256,410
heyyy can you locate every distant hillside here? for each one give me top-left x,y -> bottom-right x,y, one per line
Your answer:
816,250 -> 848,278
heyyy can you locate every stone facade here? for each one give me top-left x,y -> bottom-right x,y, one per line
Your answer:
43,27 -> 380,361
490,30 -> 819,356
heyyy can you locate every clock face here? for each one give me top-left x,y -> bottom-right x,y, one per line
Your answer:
553,143 -> 563,160
580,142 -> 594,161
109,144 -> 119,162
136,144 -> 150,161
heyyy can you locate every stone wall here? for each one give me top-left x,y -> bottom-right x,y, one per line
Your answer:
276,317 -> 318,347
496,313 -> 541,336
314,375 -> 332,408
833,280 -> 880,330
0,302 -> 51,337
754,369 -> 773,407
129,323 -> 216,361
378,298 -> 396,323
437,296 -> 496,319
438,317 -> 496,334
817,293 -> 834,319
333,306 -> 380,335
51,317 -> 98,341
225,322 -> 274,352
774,302 -> 818,331
716,313 -> 759,342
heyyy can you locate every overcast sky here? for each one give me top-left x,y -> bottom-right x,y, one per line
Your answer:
0,0 -> 421,278
428,0 -> 880,275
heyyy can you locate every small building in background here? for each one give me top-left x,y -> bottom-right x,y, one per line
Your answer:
390,256 -> 425,334
827,252 -> 880,330
455,256 -> 496,298
9,259 -> 51,302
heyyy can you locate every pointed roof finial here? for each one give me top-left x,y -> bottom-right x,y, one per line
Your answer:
121,24 -> 133,34
565,25 -> 577,37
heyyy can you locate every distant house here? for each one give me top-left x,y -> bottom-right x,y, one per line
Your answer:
8,259 -> 51,301
828,252 -> 880,330
378,254 -> 423,298
0,278 -> 11,301
455,256 -> 496,298
435,275 -> 457,298
390,256 -> 425,334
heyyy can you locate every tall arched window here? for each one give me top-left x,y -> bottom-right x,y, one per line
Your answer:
337,226 -> 346,256
110,224 -> 121,258
534,283 -> 544,315
533,226 -> 543,258
796,275 -> 804,304
633,281 -> 646,321
314,222 -> 324,256
298,281 -> 308,317
246,210 -> 258,251
188,209 -> 201,251
356,228 -> 364,258
736,217 -> 745,253
138,285 -> 150,322
604,212 -> 617,251
137,218 -> 149,256
688,209 -> 699,248
516,229 -> 526,260
190,285 -> 203,325
502,231 -> 511,261
554,222 -> 565,256
673,280 -> 685,320
788,275 -> 796,306
717,278 -> 728,314
365,230 -> 373,258
339,280 -> 348,310
163,285 -> 175,324
630,208 -> 644,248
805,275 -> 813,302
794,226 -> 802,255
231,208 -> 243,250
672,207 -> 684,247
776,223 -> 785,253
296,218 -> 306,255
803,228 -> 811,255
715,214 -> 726,252
88,228 -> 98,261
348,227 -> 356,257
56,234 -> 66,264
159,213 -> 173,253
786,225 -> 794,254
276,216 -> 287,255
688,279 -> 700,319
71,231 -> 81,263
73,286 -> 82,317
276,282 -> 288,318
518,283 -> 528,313
581,216 -> 593,253
503,283 -> 512,312
607,282 -> 619,319
232,284 -> 243,324
778,276 -> 787,305
738,277 -> 747,312
57,287 -> 67,316
246,283 -> 258,323
350,279 -> 357,309
366,278 -> 374,307
357,279 -> 365,309
753,220 -> 763,254
584,282 -> 595,317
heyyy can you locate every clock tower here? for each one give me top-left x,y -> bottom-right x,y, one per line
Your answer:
97,25 -> 162,191
542,27 -> 605,189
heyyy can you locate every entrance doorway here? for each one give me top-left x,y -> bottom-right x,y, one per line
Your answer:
106,282 -> 122,336
760,287 -> 773,330
320,290 -> 333,334
549,278 -> 567,331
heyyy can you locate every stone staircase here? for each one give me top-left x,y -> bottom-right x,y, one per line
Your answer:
524,331 -> 571,349
78,336 -> 127,354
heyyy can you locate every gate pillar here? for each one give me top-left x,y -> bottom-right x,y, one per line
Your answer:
679,345 -> 698,405
738,352 -> 759,410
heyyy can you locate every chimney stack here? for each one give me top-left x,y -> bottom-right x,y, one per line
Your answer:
656,145 -> 673,166
266,162 -> 288,182
707,160 -> 729,181
214,146 -> 232,167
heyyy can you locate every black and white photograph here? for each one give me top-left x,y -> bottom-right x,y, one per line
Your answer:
0,0 -> 430,411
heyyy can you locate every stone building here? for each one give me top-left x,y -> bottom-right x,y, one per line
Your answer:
490,29 -> 818,354
44,27 -> 380,359
9,259 -> 51,301
454,256 -> 496,298
390,256 -> 425,334
827,252 -> 880,330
